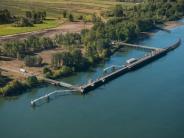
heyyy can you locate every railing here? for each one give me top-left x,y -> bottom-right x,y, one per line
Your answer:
103,65 -> 123,73
112,41 -> 162,51
30,89 -> 77,106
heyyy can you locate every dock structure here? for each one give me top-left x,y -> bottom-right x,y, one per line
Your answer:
112,41 -> 162,51
79,39 -> 181,93
31,89 -> 77,106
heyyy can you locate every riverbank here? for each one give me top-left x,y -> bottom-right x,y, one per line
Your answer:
140,20 -> 184,38
164,21 -> 184,29
0,76 -> 43,97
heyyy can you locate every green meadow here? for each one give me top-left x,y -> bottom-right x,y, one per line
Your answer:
0,19 -> 59,36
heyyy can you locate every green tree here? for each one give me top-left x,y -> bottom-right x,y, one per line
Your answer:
63,10 -> 67,18
24,55 -> 43,67
26,76 -> 38,87
68,13 -> 74,21
113,5 -> 124,17
15,17 -> 33,27
0,9 -> 13,24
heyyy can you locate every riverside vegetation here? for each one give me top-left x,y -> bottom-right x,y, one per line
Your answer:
0,76 -> 41,96
0,0 -> 184,96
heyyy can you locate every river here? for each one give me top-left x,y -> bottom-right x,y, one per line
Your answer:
0,20 -> 184,138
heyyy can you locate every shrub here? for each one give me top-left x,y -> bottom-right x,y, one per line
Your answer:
26,76 -> 39,87
68,13 -> 74,22
0,80 -> 26,96
14,17 -> 33,27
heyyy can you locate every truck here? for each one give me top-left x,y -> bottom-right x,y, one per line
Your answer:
126,58 -> 137,64
20,68 -> 26,73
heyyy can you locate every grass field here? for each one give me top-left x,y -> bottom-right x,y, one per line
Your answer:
0,19 -> 60,36
0,0 -> 135,17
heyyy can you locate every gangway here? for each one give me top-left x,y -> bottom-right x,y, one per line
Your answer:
112,41 -> 163,51
30,89 -> 77,106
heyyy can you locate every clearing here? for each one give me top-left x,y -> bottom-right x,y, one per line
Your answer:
0,22 -> 93,42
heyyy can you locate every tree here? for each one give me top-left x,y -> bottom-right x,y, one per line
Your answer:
26,76 -> 38,86
43,67 -> 51,74
68,13 -> 74,21
24,55 -> 43,67
26,11 -> 32,19
42,11 -> 47,20
0,9 -> 13,24
136,18 -> 155,32
113,5 -> 124,17
15,17 -> 33,27
40,37 -> 55,49
63,10 -> 67,18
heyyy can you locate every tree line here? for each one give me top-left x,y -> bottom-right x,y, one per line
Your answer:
0,36 -> 55,58
0,9 -> 47,27
15,11 -> 46,27
55,33 -> 82,47
0,9 -> 15,24
0,36 -> 55,67
51,49 -> 88,70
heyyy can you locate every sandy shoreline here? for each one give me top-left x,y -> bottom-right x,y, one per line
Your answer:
140,20 -> 184,37
164,21 -> 184,29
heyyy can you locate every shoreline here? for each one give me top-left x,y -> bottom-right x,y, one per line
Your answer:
139,20 -> 184,38
164,21 -> 184,29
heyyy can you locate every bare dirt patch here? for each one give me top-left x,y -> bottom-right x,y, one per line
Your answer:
0,58 -> 26,79
43,22 -> 93,38
0,57 -> 43,78
0,22 -> 93,42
